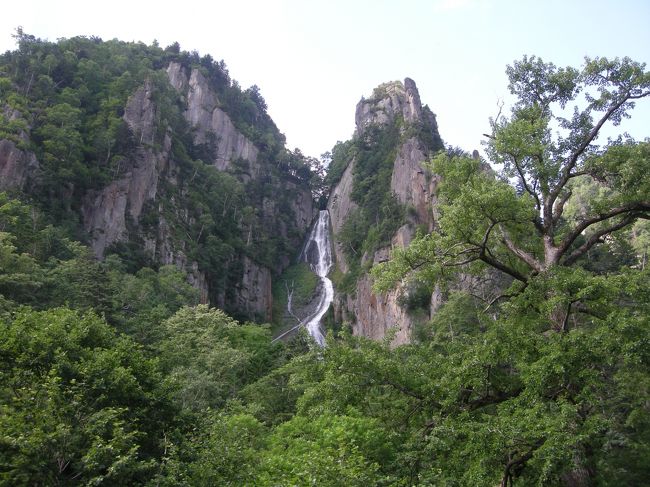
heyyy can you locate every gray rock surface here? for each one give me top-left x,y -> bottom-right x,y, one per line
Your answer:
0,139 -> 39,191
169,65 -> 260,176
236,256 -> 273,321
354,77 -> 423,135
329,77 -> 443,344
81,65 -> 312,321
166,62 -> 189,94
327,160 -> 357,274
391,137 -> 438,230
83,80 -> 171,257
350,273 -> 411,346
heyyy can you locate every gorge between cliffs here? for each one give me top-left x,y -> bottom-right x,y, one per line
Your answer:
1,33 -> 648,486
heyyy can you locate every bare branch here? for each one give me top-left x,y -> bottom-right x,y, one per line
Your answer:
499,224 -> 542,272
511,154 -> 542,211
501,449 -> 536,487
479,251 -> 528,283
562,214 -> 641,266
548,93 -> 638,210
442,255 -> 480,267
481,220 -> 498,248
480,281 -> 528,311
557,203 -> 650,259
552,189 -> 573,225
630,89 -> 650,99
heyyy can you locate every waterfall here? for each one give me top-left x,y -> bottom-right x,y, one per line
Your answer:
298,210 -> 334,346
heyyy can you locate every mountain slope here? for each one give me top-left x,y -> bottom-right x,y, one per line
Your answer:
0,33 -> 315,321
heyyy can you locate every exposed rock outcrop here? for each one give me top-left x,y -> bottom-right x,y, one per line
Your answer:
355,78 -> 424,133
167,63 -> 259,175
236,256 -> 273,321
326,160 -> 357,274
329,78 -> 444,345
80,64 -> 312,321
0,139 -> 39,192
83,80 -> 171,257
391,137 -> 438,230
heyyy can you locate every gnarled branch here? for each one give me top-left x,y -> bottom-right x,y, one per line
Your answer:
557,203 -> 650,260
562,213 -> 643,266
499,224 -> 542,272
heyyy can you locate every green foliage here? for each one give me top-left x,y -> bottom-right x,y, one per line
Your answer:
376,56 -> 650,293
371,55 -> 650,484
324,139 -> 355,187
0,34 -> 313,323
107,262 -> 200,344
0,232 -> 42,309
185,412 -> 268,486
257,413 -> 391,485
0,307 -> 177,485
336,122 -> 407,271
156,305 -> 281,411
397,277 -> 435,313
271,262 -> 319,331
2,39 -> 649,486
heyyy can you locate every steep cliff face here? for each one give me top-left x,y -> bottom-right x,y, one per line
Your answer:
168,63 -> 260,175
355,78 -> 424,132
328,78 -> 443,345
327,160 -> 356,274
80,65 -> 313,318
391,137 -> 438,230
0,139 -> 39,192
83,79 -> 172,257
0,36 -> 316,324
0,107 -> 39,192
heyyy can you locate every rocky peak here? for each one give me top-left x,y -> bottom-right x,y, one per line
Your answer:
354,77 -> 424,135
166,62 -> 189,94
329,77 -> 446,346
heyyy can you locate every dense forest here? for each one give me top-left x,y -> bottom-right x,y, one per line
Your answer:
1,31 -> 650,486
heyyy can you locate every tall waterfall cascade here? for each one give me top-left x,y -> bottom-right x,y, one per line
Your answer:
298,210 -> 334,346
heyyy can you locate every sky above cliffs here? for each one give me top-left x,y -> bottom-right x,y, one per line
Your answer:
2,0 -> 649,159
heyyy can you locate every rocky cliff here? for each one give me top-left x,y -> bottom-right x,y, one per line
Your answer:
0,139 -> 39,192
327,78 -> 444,345
81,64 -> 313,320
0,38 -> 314,323
0,107 -> 39,192
167,63 -> 260,175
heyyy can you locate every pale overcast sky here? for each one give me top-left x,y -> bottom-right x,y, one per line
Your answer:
1,0 -> 649,159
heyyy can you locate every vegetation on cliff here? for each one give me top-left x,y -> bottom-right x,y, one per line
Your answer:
1,35 -> 649,486
0,30 -> 321,319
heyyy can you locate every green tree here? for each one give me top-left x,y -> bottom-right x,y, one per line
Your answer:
0,232 -> 43,310
156,305 -> 280,412
377,56 -> 649,292
372,56 -> 650,485
0,307 -> 177,485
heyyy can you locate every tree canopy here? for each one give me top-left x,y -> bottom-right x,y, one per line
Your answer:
375,55 -> 649,289
1,47 -> 649,486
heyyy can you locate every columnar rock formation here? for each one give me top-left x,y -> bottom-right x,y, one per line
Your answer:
327,78 -> 444,345
0,107 -> 39,192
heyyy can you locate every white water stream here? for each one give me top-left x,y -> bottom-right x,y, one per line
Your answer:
298,210 -> 334,346
271,210 -> 333,346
